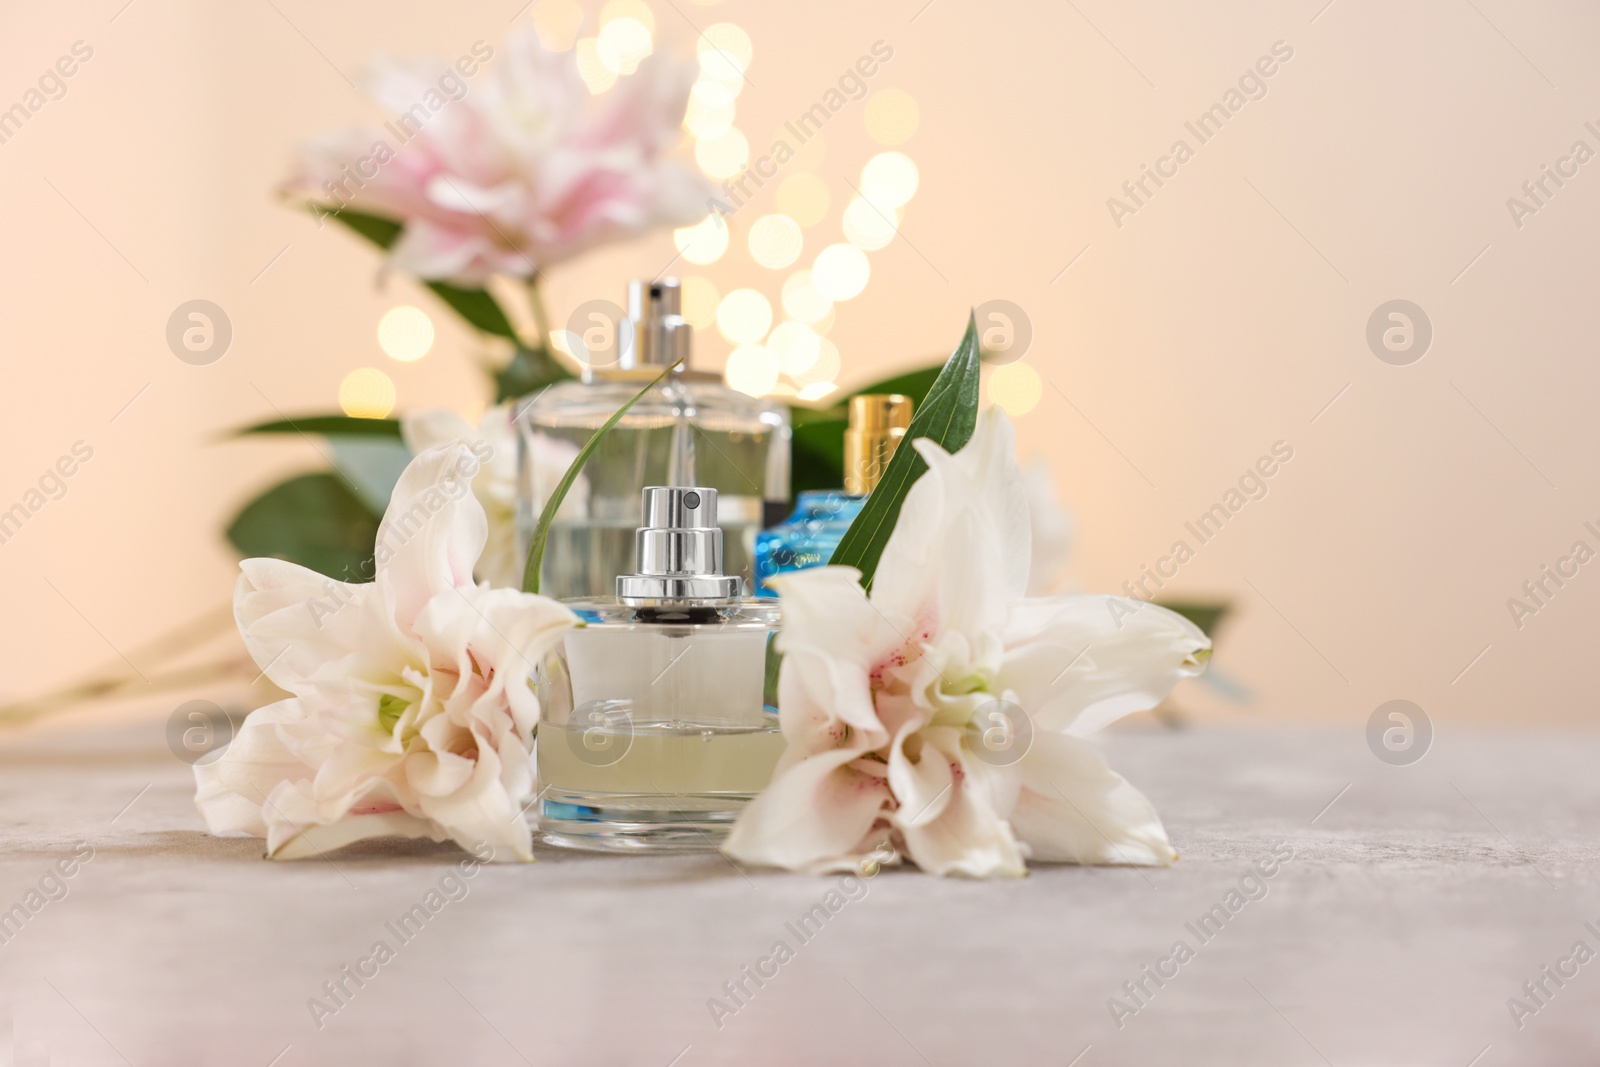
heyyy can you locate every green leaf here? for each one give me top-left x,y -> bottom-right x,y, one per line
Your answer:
427,280 -> 518,339
828,314 -> 982,590
325,208 -> 403,249
495,345 -> 575,404
521,361 -> 681,594
225,472 -> 382,582
763,634 -> 782,709
234,414 -> 402,438
321,207 -> 519,341
790,416 -> 848,496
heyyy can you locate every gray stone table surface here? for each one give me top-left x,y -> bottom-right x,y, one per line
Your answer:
1,717 -> 1597,1066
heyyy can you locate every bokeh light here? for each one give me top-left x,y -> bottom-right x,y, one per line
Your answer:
724,344 -> 778,396
377,305 -> 434,363
575,38 -> 620,93
748,214 -> 804,269
697,23 -> 752,84
860,151 -> 920,207
796,380 -> 839,402
767,321 -> 822,376
673,216 -> 729,265
684,81 -> 736,139
680,276 -> 720,329
796,336 -> 841,386
716,289 -> 773,344
865,89 -> 920,145
781,270 -> 833,324
842,197 -> 899,251
988,361 -> 1042,416
339,368 -> 396,419
597,17 -> 652,74
530,0 -> 584,51
600,0 -> 655,34
811,244 -> 871,301
695,128 -> 749,179
776,173 -> 830,227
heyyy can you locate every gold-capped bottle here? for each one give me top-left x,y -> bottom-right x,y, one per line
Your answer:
752,393 -> 912,593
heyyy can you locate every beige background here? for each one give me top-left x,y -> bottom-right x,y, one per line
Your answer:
1,0 -> 1596,731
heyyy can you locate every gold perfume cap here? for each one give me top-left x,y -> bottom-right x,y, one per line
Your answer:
844,394 -> 913,495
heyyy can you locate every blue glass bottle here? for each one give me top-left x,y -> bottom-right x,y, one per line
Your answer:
752,394 -> 912,595
754,491 -> 866,593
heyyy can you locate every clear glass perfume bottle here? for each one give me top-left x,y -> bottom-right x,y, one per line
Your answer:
535,486 -> 783,851
753,394 -> 912,594
515,279 -> 790,599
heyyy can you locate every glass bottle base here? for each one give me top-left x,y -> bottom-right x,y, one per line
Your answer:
536,789 -> 756,852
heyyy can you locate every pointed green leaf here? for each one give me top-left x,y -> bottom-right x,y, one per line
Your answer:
827,314 -> 982,590
234,414 -> 403,438
521,362 -> 681,594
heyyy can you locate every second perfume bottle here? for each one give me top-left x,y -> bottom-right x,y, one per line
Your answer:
516,278 -> 791,599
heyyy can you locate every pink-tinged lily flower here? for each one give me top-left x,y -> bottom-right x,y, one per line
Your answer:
282,29 -> 714,285
723,409 -> 1210,877
194,442 -> 577,861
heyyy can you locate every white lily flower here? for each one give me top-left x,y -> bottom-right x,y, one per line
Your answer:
722,409 -> 1210,878
195,442 -> 577,861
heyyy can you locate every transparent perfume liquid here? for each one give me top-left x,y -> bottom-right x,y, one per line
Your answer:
539,720 -> 785,796
516,377 -> 788,600
533,599 -> 784,851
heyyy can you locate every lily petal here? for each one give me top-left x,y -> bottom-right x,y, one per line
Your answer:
414,744 -> 536,862
1000,595 -> 1209,736
770,566 -> 895,753
374,444 -> 488,630
1010,732 -> 1176,867
886,720 -> 952,828
894,729 -> 1026,878
194,699 -> 313,838
271,809 -> 454,860
233,559 -> 380,693
872,408 -> 1031,634
722,747 -> 893,873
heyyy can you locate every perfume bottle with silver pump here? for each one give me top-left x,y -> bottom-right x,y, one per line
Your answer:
753,394 -> 912,593
535,486 -> 783,851
515,279 -> 790,599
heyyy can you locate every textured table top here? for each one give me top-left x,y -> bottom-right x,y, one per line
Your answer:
0,716 -> 1596,1066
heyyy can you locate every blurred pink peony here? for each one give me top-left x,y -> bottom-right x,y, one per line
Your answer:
283,29 -> 713,285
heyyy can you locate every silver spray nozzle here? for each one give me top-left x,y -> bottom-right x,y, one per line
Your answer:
617,486 -> 741,606
621,278 -> 692,371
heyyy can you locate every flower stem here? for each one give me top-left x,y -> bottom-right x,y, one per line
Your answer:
527,273 -> 553,353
